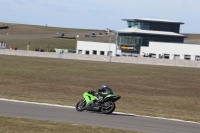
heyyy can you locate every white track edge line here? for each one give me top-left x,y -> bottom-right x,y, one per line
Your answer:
0,98 -> 199,125
0,98 -> 74,109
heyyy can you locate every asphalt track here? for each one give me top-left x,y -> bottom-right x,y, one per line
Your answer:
0,99 -> 200,133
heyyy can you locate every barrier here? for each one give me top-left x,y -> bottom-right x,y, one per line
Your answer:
0,49 -> 199,68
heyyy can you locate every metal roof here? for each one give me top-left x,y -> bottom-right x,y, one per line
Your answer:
115,28 -> 186,37
122,18 -> 184,24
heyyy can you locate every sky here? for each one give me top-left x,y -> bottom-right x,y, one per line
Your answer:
0,0 -> 200,33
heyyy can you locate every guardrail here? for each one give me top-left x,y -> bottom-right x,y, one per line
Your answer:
0,49 -> 199,68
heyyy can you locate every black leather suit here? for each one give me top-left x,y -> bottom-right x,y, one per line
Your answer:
89,87 -> 113,102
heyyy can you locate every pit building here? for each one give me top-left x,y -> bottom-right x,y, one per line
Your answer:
76,18 -> 200,61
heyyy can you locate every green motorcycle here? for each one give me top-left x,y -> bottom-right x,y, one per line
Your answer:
76,91 -> 121,114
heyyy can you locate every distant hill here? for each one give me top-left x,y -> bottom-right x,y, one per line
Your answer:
0,22 -> 116,51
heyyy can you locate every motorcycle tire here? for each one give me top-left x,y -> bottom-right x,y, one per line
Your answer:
76,99 -> 86,111
101,101 -> 116,114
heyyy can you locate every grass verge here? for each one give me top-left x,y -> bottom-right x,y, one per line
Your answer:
0,117 -> 142,133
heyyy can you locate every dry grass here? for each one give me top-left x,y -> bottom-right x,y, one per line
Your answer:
0,117 -> 141,133
0,22 -> 102,35
1,38 -> 77,51
184,34 -> 200,40
183,34 -> 200,44
0,55 -> 200,123
0,22 -> 115,51
1,35 -> 116,51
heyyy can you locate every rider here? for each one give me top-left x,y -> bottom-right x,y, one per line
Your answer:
86,84 -> 113,107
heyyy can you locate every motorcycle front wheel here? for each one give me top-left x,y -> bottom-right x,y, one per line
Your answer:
101,101 -> 116,114
76,99 -> 86,111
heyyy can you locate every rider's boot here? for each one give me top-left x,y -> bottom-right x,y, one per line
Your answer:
85,101 -> 94,109
97,95 -> 104,103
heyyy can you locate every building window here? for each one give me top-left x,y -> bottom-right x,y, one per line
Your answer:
134,22 -> 138,26
195,55 -> 200,61
127,22 -> 141,28
125,36 -> 132,44
134,22 -> 141,28
93,50 -> 97,55
142,37 -> 150,46
149,53 -> 156,58
78,50 -> 82,54
135,39 -> 140,45
184,55 -> 191,60
154,38 -> 159,41
85,50 -> 90,55
143,22 -> 150,29
128,22 -> 131,28
142,37 -> 159,46
107,51 -> 112,56
118,36 -> 142,47
174,55 -> 180,60
164,54 -> 170,59
100,51 -> 105,55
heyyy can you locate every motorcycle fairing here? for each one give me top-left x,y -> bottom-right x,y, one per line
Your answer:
83,92 -> 96,104
104,94 -> 121,102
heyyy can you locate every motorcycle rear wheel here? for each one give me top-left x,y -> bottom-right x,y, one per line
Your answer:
101,101 -> 115,114
76,99 -> 86,111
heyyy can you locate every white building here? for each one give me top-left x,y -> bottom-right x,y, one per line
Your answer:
140,42 -> 200,60
76,41 -> 117,56
76,18 -> 200,61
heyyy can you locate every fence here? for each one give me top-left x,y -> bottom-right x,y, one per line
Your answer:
0,49 -> 200,68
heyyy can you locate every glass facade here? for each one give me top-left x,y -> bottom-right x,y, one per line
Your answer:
118,36 -> 142,46
128,22 -> 141,28
142,37 -> 159,46
143,22 -> 150,30
118,36 -> 160,47
117,36 -> 142,52
127,21 -> 150,30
